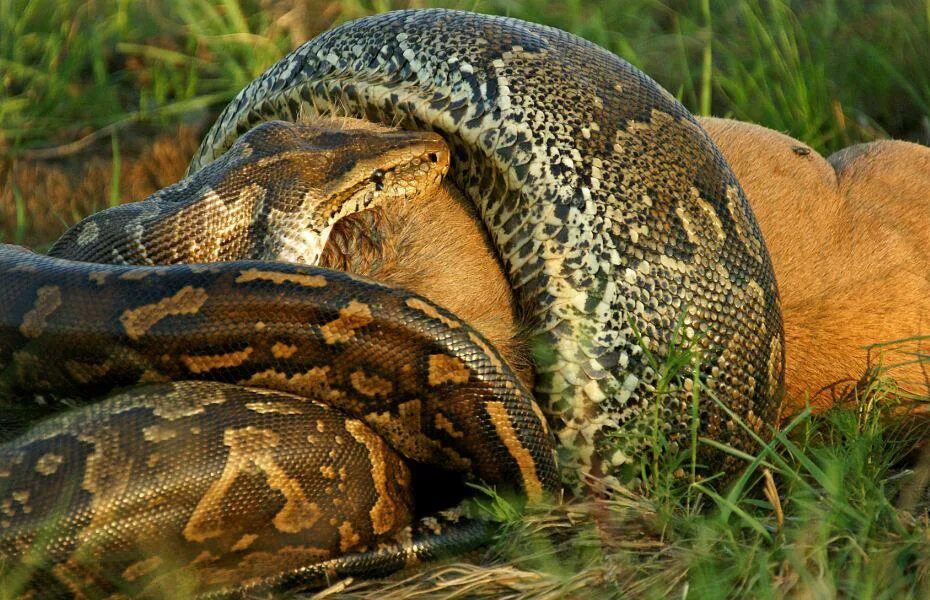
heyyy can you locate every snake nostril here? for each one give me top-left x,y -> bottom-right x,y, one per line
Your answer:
427,152 -> 438,163
371,168 -> 385,190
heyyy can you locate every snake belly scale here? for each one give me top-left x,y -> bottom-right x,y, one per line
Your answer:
193,8 -> 784,484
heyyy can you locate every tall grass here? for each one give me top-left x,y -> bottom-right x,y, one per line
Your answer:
1,0 -> 928,157
0,0 -> 297,150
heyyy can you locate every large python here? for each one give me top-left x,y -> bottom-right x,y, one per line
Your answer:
190,8 -> 784,479
0,8 -> 784,598
1,118 -> 558,596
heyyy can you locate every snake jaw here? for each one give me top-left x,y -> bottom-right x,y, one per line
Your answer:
272,129 -> 450,266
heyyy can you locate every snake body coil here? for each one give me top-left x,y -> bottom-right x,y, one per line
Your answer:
0,8 -> 784,597
0,246 -> 556,595
194,9 -> 784,482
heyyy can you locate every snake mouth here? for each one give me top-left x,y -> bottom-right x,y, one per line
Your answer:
327,146 -> 451,227
274,117 -> 453,230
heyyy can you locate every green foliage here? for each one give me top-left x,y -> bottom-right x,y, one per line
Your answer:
459,357 -> 930,599
472,318 -> 930,598
2,0 -> 929,155
475,0 -> 930,153
0,0 -> 292,150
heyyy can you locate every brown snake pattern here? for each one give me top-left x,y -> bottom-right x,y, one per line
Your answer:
0,246 -> 557,596
0,8 -> 784,598
0,118 -> 558,596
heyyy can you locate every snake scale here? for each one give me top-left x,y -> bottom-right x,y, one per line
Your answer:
0,8 -> 784,598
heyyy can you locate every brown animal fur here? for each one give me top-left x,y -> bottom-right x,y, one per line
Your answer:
698,117 -> 930,412
327,116 -> 930,415
319,182 -> 532,389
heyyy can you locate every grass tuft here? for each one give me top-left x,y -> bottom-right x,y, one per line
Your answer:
2,0 -> 929,158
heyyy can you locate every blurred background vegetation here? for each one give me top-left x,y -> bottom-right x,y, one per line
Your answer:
3,0 -> 929,154
2,0 -> 929,245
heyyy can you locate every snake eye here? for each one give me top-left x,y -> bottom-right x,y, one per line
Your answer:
371,169 -> 385,191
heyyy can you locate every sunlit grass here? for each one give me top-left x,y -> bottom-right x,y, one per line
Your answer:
341,325 -> 930,599
326,349 -> 930,599
1,0 -> 928,157
0,0 -> 295,150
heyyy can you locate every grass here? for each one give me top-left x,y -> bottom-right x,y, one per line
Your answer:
2,0 -> 930,598
0,0 -> 292,148
2,0 -> 929,155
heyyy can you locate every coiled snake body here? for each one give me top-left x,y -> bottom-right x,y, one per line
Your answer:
193,8 -> 784,479
0,8 -> 783,597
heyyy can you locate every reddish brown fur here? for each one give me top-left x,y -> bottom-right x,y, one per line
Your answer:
320,183 -> 532,389
699,117 -> 930,412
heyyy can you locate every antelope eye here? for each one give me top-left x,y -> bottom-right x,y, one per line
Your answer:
371,169 -> 385,190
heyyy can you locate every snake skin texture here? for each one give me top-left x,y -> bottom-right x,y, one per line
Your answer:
2,381 -> 416,597
192,9 -> 785,485
2,116 -> 560,596
50,119 -> 450,267
0,245 -> 557,596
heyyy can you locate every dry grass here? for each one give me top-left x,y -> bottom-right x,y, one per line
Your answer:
0,121 -> 204,248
